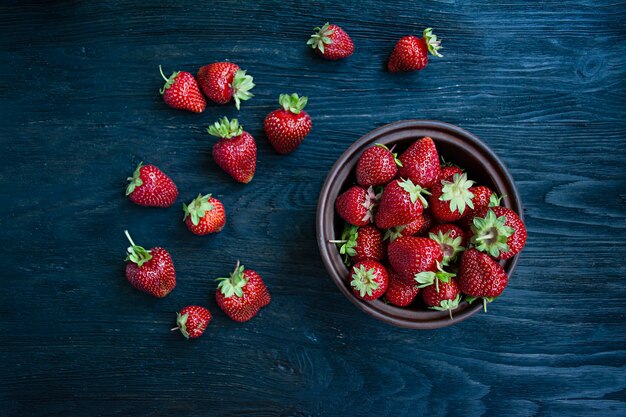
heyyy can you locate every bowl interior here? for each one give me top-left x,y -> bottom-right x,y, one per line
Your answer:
317,120 -> 523,329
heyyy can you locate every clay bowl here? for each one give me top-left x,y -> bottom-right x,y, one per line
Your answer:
316,120 -> 524,329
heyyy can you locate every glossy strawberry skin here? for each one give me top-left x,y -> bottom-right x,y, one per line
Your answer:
335,186 -> 376,227
356,145 -> 398,187
161,71 -> 206,113
125,247 -> 176,298
127,165 -> 178,208
387,237 -> 443,283
459,186 -> 494,229
406,212 -> 433,236
176,306 -> 211,339
353,224 -> 384,262
264,109 -> 312,154
315,25 -> 354,60
196,62 -> 239,104
385,270 -> 420,307
422,278 -> 460,307
350,260 -> 389,301
184,196 -> 226,235
469,206 -> 527,260
375,180 -> 424,229
387,35 -> 428,72
397,137 -> 441,189
212,131 -> 257,184
216,269 -> 270,322
458,248 -> 508,298
439,165 -> 463,181
428,223 -> 467,247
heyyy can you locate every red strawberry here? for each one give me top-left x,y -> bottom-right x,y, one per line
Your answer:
387,236 -> 443,283
428,223 -> 467,265
182,194 -> 226,235
126,162 -> 178,208
384,270 -> 420,307
439,165 -> 463,181
356,143 -> 402,187
158,65 -> 206,113
264,93 -> 312,154
375,179 -> 429,229
383,211 -> 433,242
196,62 -> 254,110
123,230 -> 175,298
469,206 -> 527,260
215,261 -> 270,322
172,306 -> 211,339
307,22 -> 354,60
397,137 -> 441,189
421,278 -> 461,319
430,173 -> 476,222
208,117 -> 257,184
458,186 -> 501,229
335,186 -> 380,227
458,248 -> 509,311
332,223 -> 384,265
350,260 -> 389,301
387,28 -> 443,72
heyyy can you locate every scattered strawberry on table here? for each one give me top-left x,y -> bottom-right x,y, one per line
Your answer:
196,62 -> 255,110
387,28 -> 443,73
208,117 -> 257,184
331,136 -> 527,318
215,261 -> 271,322
126,162 -> 178,208
172,306 -> 212,339
182,193 -> 226,235
264,93 -> 312,154
307,22 -> 354,60
123,230 -> 176,298
158,65 -> 206,113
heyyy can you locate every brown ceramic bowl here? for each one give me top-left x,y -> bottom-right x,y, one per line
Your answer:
316,120 -> 524,329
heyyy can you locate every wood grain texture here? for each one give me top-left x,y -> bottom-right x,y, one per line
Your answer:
1,0 -> 625,416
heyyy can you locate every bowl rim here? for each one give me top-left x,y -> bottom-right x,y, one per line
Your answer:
316,119 -> 524,329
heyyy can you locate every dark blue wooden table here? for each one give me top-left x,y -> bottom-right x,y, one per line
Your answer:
1,1 -> 625,416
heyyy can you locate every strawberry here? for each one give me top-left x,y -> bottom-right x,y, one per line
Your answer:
182,194 -> 226,235
387,28 -> 442,72
196,62 -> 254,110
172,306 -> 211,339
158,65 -> 206,113
469,206 -> 527,260
430,173 -> 476,222
375,179 -> 430,229
356,143 -> 402,187
428,223 -> 466,265
458,186 -> 501,229
387,236 -> 443,283
350,260 -> 389,301
264,93 -> 312,154
307,22 -> 354,60
123,230 -> 175,298
125,162 -> 178,208
216,261 -> 270,322
458,248 -> 509,311
383,211 -> 433,242
332,223 -> 384,265
384,270 -> 420,307
397,137 -> 441,189
208,117 -> 257,184
421,278 -> 461,319
335,185 -> 380,227
439,165 -> 463,181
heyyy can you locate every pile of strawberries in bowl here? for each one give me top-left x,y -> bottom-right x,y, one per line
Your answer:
318,120 -> 527,328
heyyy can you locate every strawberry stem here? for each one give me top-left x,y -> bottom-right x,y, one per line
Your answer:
124,229 -> 136,247
159,65 -> 168,82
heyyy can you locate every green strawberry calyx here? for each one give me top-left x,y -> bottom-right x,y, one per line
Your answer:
439,173 -> 475,215
159,65 -> 180,95
414,261 -> 455,291
328,223 -> 359,266
172,312 -> 190,339
422,28 -> 443,58
207,117 -> 243,139
231,69 -> 255,110
383,224 -> 407,242
399,178 -> 431,209
429,230 -> 465,265
361,186 -> 382,223
307,22 -> 334,54
125,162 -> 144,196
350,264 -> 380,298
489,193 -> 504,207
375,143 -> 403,167
182,194 -> 214,226
429,293 -> 461,320
470,209 -> 515,258
466,295 -> 497,313
124,230 -> 152,267
279,93 -> 308,114
216,261 -> 248,299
